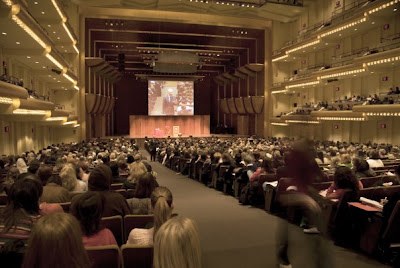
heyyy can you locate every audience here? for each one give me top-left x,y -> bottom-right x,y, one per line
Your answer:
21,213 -> 90,268
127,172 -> 157,214
70,192 -> 117,247
127,186 -> 174,245
154,216 -> 201,268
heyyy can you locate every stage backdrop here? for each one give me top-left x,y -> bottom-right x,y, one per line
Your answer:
114,76 -> 212,135
129,115 -> 210,138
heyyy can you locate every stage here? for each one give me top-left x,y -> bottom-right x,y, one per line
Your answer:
129,115 -> 210,138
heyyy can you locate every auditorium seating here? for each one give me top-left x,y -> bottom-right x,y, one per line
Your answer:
59,202 -> 71,213
121,244 -> 153,268
123,215 -> 154,242
102,216 -> 124,246
86,245 -> 121,268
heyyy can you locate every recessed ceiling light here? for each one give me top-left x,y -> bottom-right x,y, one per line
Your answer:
53,78 -> 56,80
371,22 -> 375,24
57,37 -> 60,39
1,32 -> 6,35
394,8 -> 397,11
48,75 -> 51,77
64,50 -> 67,52
57,81 -> 60,83
53,31 -> 56,34
16,41 -> 20,44
325,43 -> 328,45
34,1 -> 38,4
43,66 -> 46,68
339,34 -> 342,36
35,61 -> 39,64
371,72 -> 374,73
354,28 -> 358,31
47,25 -> 51,27
61,46 -> 64,48
26,56 -> 31,59
41,11 -> 45,14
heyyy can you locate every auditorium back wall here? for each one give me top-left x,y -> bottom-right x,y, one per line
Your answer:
114,76 -> 213,135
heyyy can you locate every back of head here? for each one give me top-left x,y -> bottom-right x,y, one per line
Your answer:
37,165 -> 53,186
135,172 -> 156,198
370,150 -> 380,160
60,164 -> 77,191
22,213 -> 89,268
47,175 -> 63,186
7,176 -> 42,214
334,166 -> 359,191
27,160 -> 40,174
154,216 -> 201,268
109,161 -> 119,177
70,191 -> 104,236
151,187 -> 173,237
88,164 -> 112,191
128,162 -> 147,182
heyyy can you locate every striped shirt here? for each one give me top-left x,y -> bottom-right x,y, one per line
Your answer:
0,215 -> 41,247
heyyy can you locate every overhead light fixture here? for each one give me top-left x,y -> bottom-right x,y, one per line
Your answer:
1,32 -> 6,35
73,44 -> 79,54
271,122 -> 288,126
63,120 -> 78,125
368,1 -> 399,14
62,23 -> 77,44
366,56 -> 400,66
366,112 -> 400,117
74,85 -> 79,90
63,73 -> 77,85
286,80 -> 320,89
286,39 -> 320,54
46,54 -> 64,69
285,120 -> 320,124
0,97 -> 13,104
319,68 -> 365,79
73,124 -> 80,128
272,54 -> 289,62
317,117 -> 366,121
46,117 -> 67,121
271,89 -> 288,94
320,17 -> 367,37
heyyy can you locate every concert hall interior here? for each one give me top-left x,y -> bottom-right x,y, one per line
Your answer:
0,0 -> 400,267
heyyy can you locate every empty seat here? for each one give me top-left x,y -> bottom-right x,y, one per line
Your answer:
86,245 -> 121,268
124,215 -> 154,242
101,215 -> 123,246
121,244 -> 153,268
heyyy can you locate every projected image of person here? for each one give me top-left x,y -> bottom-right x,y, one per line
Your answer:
163,88 -> 176,115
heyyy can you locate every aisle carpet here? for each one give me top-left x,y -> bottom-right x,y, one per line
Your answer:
145,152 -> 388,268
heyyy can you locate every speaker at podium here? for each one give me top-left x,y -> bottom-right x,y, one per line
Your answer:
172,126 -> 180,137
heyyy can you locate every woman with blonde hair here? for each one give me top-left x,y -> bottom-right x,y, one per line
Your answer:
22,212 -> 90,268
127,186 -> 173,245
127,161 -> 148,185
154,216 -> 201,268
60,164 -> 87,192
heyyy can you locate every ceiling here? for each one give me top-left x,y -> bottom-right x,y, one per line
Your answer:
73,0 -> 310,23
86,18 -> 266,78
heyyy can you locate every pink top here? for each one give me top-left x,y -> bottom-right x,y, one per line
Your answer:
326,180 -> 364,199
83,228 -> 117,247
39,202 -> 63,216
250,168 -> 262,183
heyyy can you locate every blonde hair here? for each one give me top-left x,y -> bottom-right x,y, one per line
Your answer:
154,216 -> 201,268
22,212 -> 90,268
60,163 -> 77,191
128,162 -> 147,183
151,186 -> 173,238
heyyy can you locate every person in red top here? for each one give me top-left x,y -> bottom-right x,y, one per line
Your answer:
326,166 -> 362,200
70,191 -> 117,247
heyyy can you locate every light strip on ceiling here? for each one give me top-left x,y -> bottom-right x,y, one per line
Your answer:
271,90 -> 288,94
46,117 -> 67,121
366,56 -> 400,66
272,54 -> 289,62
317,117 -> 366,121
62,23 -> 77,44
366,112 -> 400,116
46,54 -> 64,69
63,73 -> 77,85
50,0 -> 66,21
11,15 -> 47,48
0,97 -> 13,104
286,39 -> 320,54
13,109 -> 47,115
286,80 -> 320,89
320,17 -> 367,38
319,68 -> 365,79
73,44 -> 79,54
368,0 -> 399,14
285,120 -> 320,124
74,124 -> 80,128
74,85 -> 79,90
271,122 -> 288,126
63,120 -> 77,125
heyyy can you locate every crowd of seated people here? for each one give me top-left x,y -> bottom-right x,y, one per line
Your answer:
0,74 -> 49,101
149,135 -> 400,266
0,138 -> 201,268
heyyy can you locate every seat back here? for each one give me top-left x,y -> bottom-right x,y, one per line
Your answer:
58,202 -> 71,213
124,215 -> 154,242
382,201 -> 400,244
86,245 -> 121,268
0,194 -> 8,205
110,183 -> 124,191
121,244 -> 153,268
360,185 -> 400,201
101,216 -> 123,246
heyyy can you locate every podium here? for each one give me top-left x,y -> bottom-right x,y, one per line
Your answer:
172,126 -> 180,137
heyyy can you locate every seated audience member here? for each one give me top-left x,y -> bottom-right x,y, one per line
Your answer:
70,192 -> 117,247
352,158 -> 376,178
27,160 -> 40,175
236,154 -> 257,184
16,158 -> 28,174
82,164 -> 130,217
127,172 -> 156,214
60,164 -> 87,192
126,161 -> 148,188
0,167 -> 19,195
21,213 -> 90,268
374,165 -> 400,187
36,165 -> 53,186
0,178 -> 42,247
251,157 -> 275,183
367,150 -> 384,168
41,175 -> 71,203
78,161 -> 90,182
127,186 -> 174,245
154,216 -> 201,268
326,166 -> 362,199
